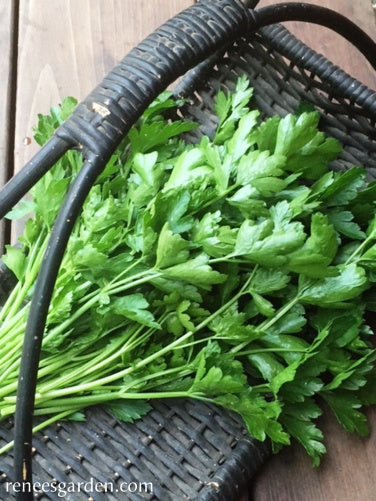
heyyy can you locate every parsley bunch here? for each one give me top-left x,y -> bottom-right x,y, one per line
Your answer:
1,77 -> 376,464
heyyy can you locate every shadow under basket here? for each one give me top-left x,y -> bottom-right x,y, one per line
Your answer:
0,4 -> 376,500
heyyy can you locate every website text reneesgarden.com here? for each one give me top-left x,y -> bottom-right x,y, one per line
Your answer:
4,478 -> 153,498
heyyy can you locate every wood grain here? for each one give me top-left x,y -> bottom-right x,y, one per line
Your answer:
0,1 -> 14,181
253,408 -> 376,501
14,0 -> 193,173
9,0 -> 192,239
12,0 -> 376,174
0,1 -> 16,251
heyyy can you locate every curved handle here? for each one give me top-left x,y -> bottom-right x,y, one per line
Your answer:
255,2 -> 376,70
244,0 -> 376,69
11,2 -> 256,498
1,1 -> 375,220
0,0 -> 252,220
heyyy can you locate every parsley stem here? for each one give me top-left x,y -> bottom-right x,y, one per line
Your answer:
106,256 -> 145,287
43,271 -> 159,345
31,331 -> 195,401
259,295 -> 300,332
231,295 -> 300,355
0,346 -> 25,386
106,270 -> 161,296
37,390 -> 196,408
37,325 -> 149,394
209,255 -> 244,264
121,365 -> 192,391
236,347 -> 307,356
75,267 -> 153,305
0,409 -> 76,455
345,234 -> 375,265
3,390 -> 195,417
0,307 -> 27,353
0,231 -> 47,321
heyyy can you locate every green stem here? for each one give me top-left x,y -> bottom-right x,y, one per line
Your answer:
236,347 -> 307,356
0,346 -> 24,386
260,295 -> 300,332
231,294 -> 300,355
121,365 -> 192,391
345,235 -> 375,265
43,270 -> 159,346
0,409 -> 77,455
2,389 -> 197,418
38,325 -> 148,393
31,273 -> 254,402
107,257 -> 145,287
36,390 -> 197,409
31,330 -> 194,401
209,256 -> 250,265
106,270 -> 161,296
75,259 -> 146,305
0,309 -> 27,357
2,231 -> 48,320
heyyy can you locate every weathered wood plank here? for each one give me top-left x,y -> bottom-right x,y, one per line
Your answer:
14,0 -> 194,173
0,3 -> 14,176
0,1 -> 16,251
9,0 -> 193,240
253,408 -> 376,501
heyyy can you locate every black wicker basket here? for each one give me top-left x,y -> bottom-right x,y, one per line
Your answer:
0,1 -> 375,500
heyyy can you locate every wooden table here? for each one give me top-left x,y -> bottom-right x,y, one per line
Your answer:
0,1 -> 375,500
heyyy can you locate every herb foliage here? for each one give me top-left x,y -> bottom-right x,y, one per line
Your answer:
1,77 -> 376,464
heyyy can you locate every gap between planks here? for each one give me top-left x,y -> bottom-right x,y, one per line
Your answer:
0,1 -> 19,252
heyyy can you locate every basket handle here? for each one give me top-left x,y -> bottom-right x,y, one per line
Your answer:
255,2 -> 376,64
1,1 -> 375,221
3,2 -> 375,499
